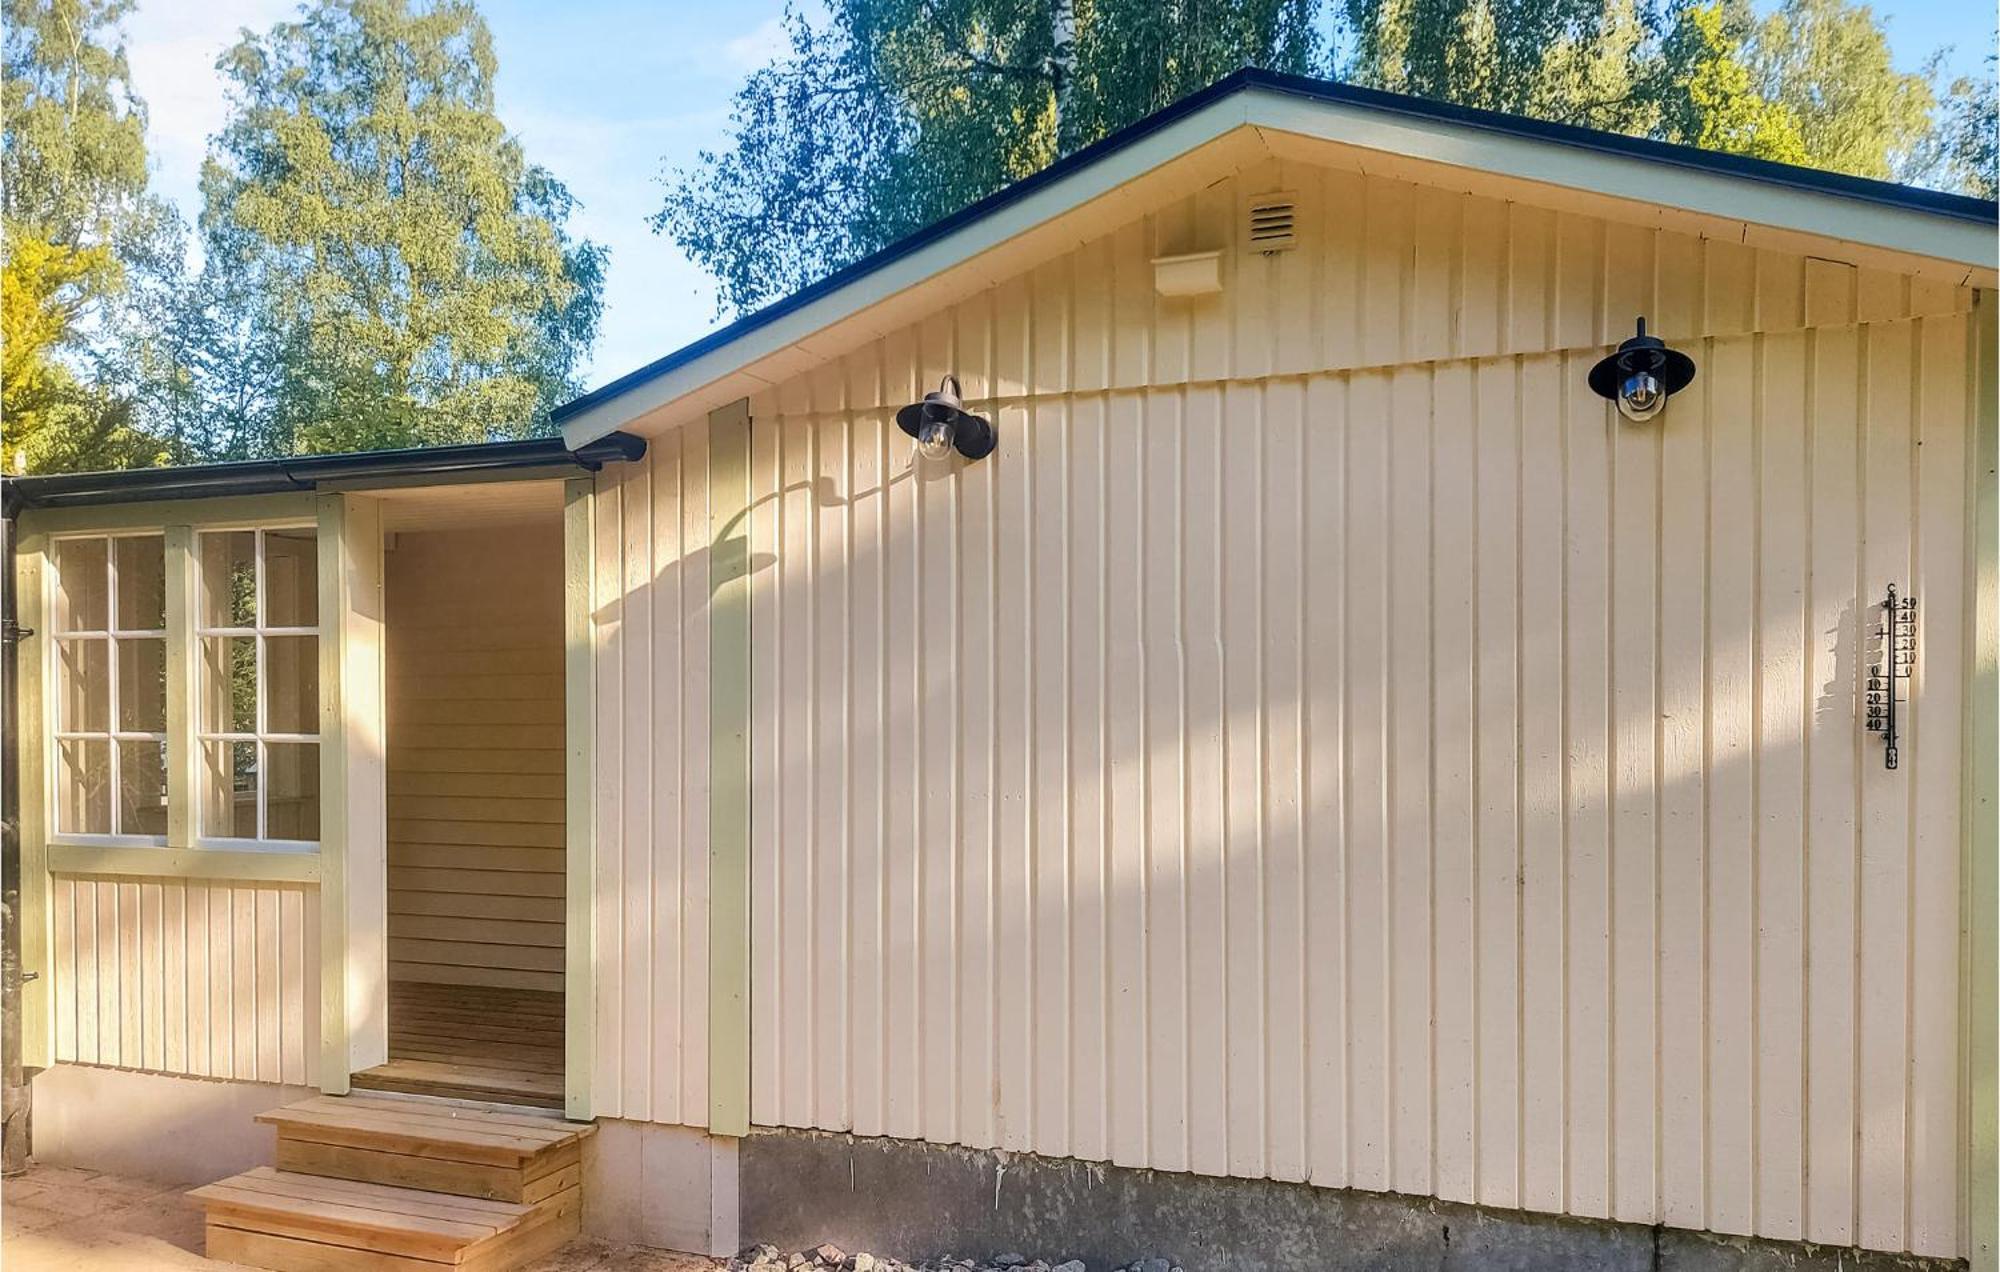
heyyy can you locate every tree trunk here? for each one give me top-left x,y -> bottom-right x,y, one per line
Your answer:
1049,0 -> 1077,151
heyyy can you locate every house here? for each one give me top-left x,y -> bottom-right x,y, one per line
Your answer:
4,67 -> 1996,1271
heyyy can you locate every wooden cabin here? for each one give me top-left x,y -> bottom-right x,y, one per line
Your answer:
5,69 -> 1997,1272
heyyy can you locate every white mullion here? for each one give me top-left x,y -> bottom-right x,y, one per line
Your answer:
255,529 -> 269,843
104,541 -> 123,835
107,532 -> 121,634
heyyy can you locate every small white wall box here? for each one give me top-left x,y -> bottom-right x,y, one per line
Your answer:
1152,249 -> 1224,297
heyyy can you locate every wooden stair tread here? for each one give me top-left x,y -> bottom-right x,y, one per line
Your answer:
354,1060 -> 565,1107
193,1166 -> 582,1269
270,1094 -> 582,1138
192,1168 -> 543,1261
259,1096 -> 588,1166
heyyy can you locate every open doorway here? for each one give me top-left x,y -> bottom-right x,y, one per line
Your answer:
351,480 -> 567,1108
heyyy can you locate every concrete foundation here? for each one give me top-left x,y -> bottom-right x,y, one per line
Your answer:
738,1128 -> 1963,1272
29,1064 -> 312,1186
585,1117 -> 740,1257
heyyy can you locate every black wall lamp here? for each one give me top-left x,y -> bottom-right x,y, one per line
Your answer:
897,375 -> 996,462
1588,318 -> 1696,422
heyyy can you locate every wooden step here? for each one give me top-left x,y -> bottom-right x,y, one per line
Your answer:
257,1095 -> 592,1202
190,1166 -> 579,1272
353,1058 -> 565,1108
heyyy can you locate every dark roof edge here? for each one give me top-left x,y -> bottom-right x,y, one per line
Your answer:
2,431 -> 647,513
552,66 -> 1997,429
1245,69 -> 1997,223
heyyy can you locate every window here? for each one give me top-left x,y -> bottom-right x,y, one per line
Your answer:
196,527 -> 321,845
51,535 -> 168,841
44,521 -> 323,851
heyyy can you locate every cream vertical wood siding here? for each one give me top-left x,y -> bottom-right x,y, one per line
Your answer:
706,161 -> 1979,1259
582,158 -> 1982,1256
49,874 -> 319,1086
587,423 -> 715,1126
385,525 -> 567,993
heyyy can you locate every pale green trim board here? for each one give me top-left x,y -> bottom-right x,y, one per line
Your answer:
1967,289 -> 1999,1272
18,492 -> 316,536
315,493 -> 387,1093
316,495 -> 352,1095
14,531 -> 50,1070
564,475 -> 597,1122
707,398 -> 753,1137
163,527 -> 197,850
47,845 -> 322,883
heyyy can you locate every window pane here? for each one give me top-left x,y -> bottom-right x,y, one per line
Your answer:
54,539 -> 108,632
265,529 -> 318,627
265,635 -> 319,734
201,739 -> 258,839
57,639 -> 109,732
113,535 -> 166,631
265,742 -> 319,841
118,637 -> 167,733
202,636 -> 257,733
118,740 -> 169,837
199,531 -> 256,628
56,739 -> 110,835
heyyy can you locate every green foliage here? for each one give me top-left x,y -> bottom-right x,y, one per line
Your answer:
1749,0 -> 1934,181
1343,0 -> 1662,130
664,0 -> 1996,316
1,0 -> 175,473
1920,52 -> 1999,200
655,0 -> 1321,314
1656,1 -> 1808,162
2,0 -> 149,250
192,0 -> 605,454
6,0 -> 604,472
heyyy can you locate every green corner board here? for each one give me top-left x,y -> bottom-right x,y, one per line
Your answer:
708,399 -> 753,1139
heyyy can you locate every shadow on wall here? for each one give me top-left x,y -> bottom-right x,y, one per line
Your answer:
590,344 -> 1966,1254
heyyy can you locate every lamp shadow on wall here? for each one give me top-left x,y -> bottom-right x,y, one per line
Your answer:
696,460 -> 928,607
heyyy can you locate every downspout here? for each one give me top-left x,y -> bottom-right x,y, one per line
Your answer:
1,486 -> 29,1175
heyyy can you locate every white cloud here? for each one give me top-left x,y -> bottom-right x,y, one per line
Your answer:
111,1 -> 780,390
122,0 -> 295,212
723,15 -> 788,69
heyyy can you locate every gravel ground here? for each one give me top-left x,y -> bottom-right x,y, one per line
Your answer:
729,1246 -> 1186,1272
3,1165 -> 1182,1272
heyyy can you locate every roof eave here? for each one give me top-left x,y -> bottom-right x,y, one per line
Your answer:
3,432 -> 648,513
1248,89 -> 1995,276
557,91 -> 1260,449
558,70 -> 1999,449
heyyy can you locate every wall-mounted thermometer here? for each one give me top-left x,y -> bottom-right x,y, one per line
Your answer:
1863,585 -> 1917,770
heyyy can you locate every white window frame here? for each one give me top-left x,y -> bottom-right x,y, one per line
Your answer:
193,522 -> 321,852
46,531 -> 170,847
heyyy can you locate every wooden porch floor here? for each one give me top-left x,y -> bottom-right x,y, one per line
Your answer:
352,982 -> 565,1108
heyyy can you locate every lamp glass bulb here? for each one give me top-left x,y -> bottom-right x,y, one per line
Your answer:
1617,370 -> 1666,422
916,418 -> 956,461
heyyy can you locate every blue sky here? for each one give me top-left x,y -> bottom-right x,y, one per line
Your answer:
122,0 -> 1994,399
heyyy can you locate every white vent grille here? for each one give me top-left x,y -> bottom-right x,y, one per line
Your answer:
1246,193 -> 1299,253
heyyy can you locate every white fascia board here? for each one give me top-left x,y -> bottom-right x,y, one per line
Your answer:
558,95 -> 1256,448
563,84 -> 1993,448
1248,92 -> 1996,275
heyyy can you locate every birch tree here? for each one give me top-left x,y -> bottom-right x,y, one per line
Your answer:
195,0 -> 606,454
662,0 -> 1988,318
655,0 -> 1321,315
